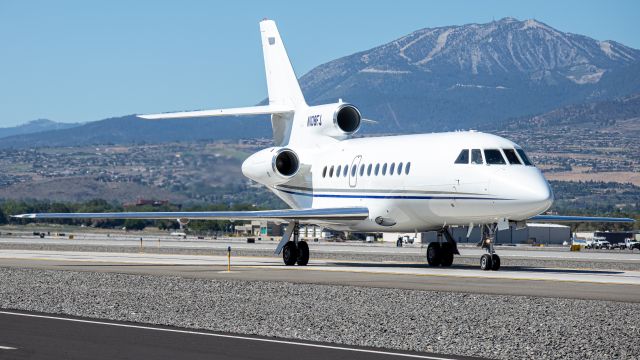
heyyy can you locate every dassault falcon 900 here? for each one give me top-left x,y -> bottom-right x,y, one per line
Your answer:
14,19 -> 634,270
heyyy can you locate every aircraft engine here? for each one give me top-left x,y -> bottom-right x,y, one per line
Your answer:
305,102 -> 362,139
242,147 -> 300,185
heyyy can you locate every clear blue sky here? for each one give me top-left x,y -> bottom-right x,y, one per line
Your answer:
1,0 -> 638,127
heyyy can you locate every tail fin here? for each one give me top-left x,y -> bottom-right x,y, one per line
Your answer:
138,20 -> 304,146
260,20 -> 306,108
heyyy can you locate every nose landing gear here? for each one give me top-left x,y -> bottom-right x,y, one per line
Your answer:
479,224 -> 500,271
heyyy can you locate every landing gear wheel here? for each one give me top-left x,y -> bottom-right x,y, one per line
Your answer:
480,254 -> 493,271
282,241 -> 298,266
491,254 -> 500,271
426,243 -> 442,267
440,244 -> 454,267
296,241 -> 309,266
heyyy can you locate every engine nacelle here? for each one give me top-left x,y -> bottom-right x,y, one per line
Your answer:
304,103 -> 361,139
242,147 -> 300,185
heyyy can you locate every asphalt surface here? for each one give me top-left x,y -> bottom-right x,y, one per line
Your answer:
0,310 -> 485,360
1,250 -> 639,302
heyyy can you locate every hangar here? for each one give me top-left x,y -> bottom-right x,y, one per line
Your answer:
384,223 -> 571,245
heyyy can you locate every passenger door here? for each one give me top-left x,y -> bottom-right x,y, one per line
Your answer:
349,155 -> 362,188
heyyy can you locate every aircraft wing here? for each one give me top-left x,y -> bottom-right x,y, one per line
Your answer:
138,105 -> 294,120
528,215 -> 635,223
12,207 -> 369,222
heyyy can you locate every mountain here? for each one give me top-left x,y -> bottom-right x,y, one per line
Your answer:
0,115 -> 271,149
0,119 -> 80,139
299,17 -> 640,132
2,17 -> 639,148
495,92 -> 640,130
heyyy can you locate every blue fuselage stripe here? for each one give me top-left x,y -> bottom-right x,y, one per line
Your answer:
277,188 -> 511,201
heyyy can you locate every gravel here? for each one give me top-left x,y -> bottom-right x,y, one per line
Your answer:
3,242 -> 640,271
1,267 -> 638,360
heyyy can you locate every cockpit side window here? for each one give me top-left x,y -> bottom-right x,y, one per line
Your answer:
503,149 -> 522,165
454,149 -> 469,164
471,149 -> 483,164
484,149 -> 506,165
516,149 -> 533,166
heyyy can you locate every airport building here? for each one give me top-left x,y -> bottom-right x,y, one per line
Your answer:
234,221 -> 284,237
383,223 -> 571,245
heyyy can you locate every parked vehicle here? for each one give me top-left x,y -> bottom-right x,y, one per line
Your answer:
586,236 -> 610,249
625,238 -> 640,250
611,238 -> 640,250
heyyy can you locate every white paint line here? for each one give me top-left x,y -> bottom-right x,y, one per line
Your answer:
0,345 -> 17,350
0,311 -> 455,360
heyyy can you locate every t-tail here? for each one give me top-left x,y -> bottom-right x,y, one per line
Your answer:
139,19 -> 363,147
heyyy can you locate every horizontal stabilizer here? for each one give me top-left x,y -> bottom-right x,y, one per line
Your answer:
12,207 -> 369,222
529,215 -> 635,223
138,105 -> 294,120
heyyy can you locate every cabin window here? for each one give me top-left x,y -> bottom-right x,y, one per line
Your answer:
367,164 -> 372,176
322,166 -> 327,178
329,165 -> 334,177
516,149 -> 533,166
351,165 -> 357,177
375,163 -> 380,175
503,149 -> 522,165
359,164 -> 365,176
484,149 -> 506,165
455,149 -> 469,164
390,163 -> 396,175
397,162 -> 403,175
343,164 -> 349,177
336,165 -> 342,177
382,163 -> 387,175
471,149 -> 483,164
405,162 -> 411,175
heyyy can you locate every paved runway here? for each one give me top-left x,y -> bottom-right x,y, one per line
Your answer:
1,249 -> 639,302
3,231 -> 640,262
0,310 -> 484,360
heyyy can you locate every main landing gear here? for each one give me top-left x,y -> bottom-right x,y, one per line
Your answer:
426,228 -> 460,267
479,224 -> 500,271
278,222 -> 309,266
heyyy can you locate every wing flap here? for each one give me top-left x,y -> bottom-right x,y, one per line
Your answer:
12,207 -> 369,222
138,105 -> 294,120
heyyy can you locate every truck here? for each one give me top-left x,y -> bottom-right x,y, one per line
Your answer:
586,236 -> 610,250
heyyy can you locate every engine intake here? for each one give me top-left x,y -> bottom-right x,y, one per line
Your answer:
273,149 -> 299,177
334,104 -> 361,135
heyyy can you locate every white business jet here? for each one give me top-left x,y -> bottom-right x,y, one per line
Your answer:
14,20 -> 634,270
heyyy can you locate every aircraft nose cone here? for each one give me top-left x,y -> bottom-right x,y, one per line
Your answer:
527,174 -> 554,213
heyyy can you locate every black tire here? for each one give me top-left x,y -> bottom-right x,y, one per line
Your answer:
396,239 -> 403,247
440,244 -> 454,267
491,254 -> 501,271
282,241 -> 298,266
296,241 -> 309,266
480,254 -> 492,271
426,243 -> 442,266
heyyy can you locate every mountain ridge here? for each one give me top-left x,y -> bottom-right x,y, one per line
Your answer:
1,17 -> 639,148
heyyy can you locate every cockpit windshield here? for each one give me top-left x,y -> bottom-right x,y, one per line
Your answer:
484,149 -> 506,165
503,149 -> 522,165
516,148 -> 533,166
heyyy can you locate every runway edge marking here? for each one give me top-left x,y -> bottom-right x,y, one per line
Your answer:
0,311 -> 459,360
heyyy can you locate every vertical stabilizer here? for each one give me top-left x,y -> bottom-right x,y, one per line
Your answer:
260,20 -> 306,108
